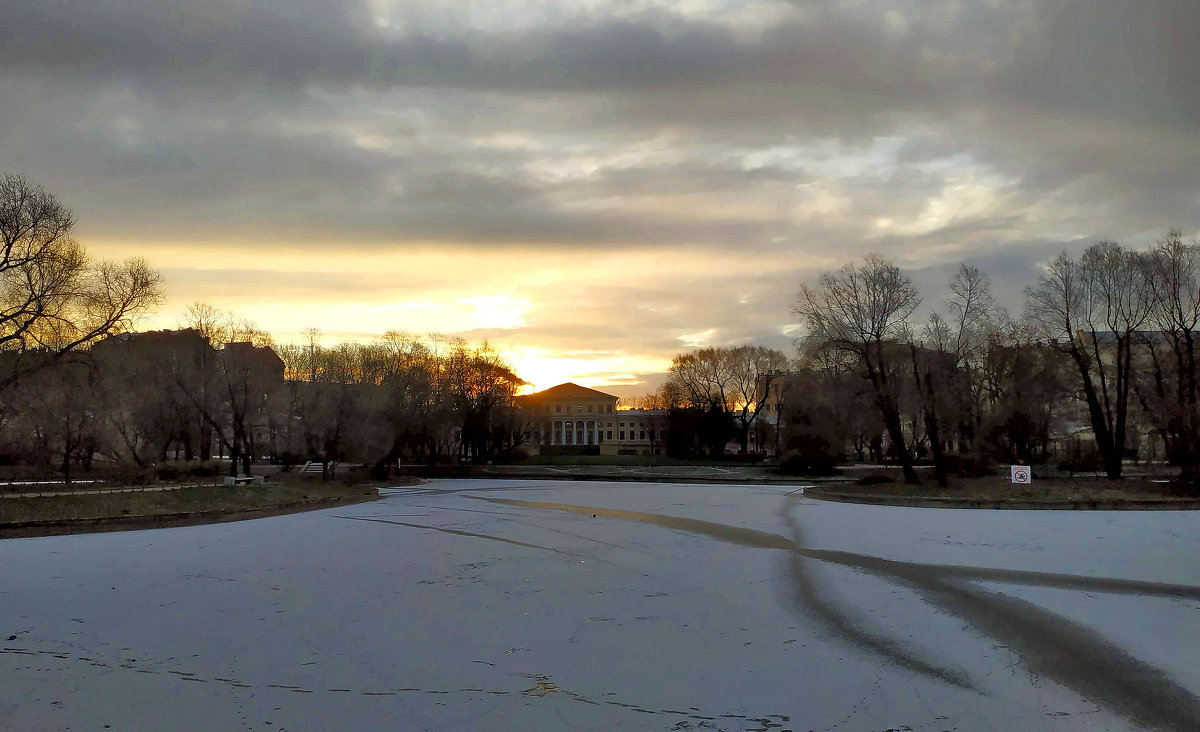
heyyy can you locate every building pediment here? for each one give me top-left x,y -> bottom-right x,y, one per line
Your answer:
523,382 -> 618,402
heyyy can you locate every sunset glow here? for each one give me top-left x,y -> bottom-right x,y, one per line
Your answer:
7,0 -> 1199,398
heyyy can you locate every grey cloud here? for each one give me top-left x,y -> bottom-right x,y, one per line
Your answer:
0,0 -> 1198,365
0,1 -> 382,98
997,1 -> 1200,131
161,268 -> 434,301
3,1 -> 1196,130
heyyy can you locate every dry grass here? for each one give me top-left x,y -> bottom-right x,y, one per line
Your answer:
842,473 -> 1190,501
0,479 -> 381,524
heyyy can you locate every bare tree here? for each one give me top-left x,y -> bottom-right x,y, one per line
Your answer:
909,264 -> 1000,486
179,303 -> 282,476
1025,243 -> 1151,479
0,173 -> 162,389
976,319 -> 1072,465
91,329 -> 209,467
794,254 -> 922,483
13,356 -> 99,483
1135,230 -> 1200,482
628,392 -> 670,410
726,345 -> 789,455
442,340 -> 526,463
666,348 -> 738,457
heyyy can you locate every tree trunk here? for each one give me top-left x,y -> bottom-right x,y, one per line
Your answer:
1068,346 -> 1121,479
228,439 -> 239,477
867,361 -> 918,484
880,407 -> 919,484
926,407 -> 947,488
371,439 -> 401,480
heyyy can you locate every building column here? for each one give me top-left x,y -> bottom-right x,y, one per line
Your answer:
560,421 -> 566,445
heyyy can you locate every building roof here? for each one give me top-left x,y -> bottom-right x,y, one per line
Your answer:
522,382 -> 618,401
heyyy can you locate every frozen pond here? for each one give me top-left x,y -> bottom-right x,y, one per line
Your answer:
3,479 -> 1200,730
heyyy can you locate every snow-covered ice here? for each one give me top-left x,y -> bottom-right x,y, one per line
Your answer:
3,479 -> 1199,730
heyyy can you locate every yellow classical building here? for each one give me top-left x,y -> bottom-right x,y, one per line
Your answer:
519,383 -> 665,456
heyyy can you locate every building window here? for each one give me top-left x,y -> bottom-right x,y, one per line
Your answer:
607,405 -> 613,413
620,431 -> 625,440
556,404 -> 561,413
607,430 -> 613,439
588,404 -> 594,412
640,431 -> 645,440
545,405 -> 551,413
576,405 -> 583,413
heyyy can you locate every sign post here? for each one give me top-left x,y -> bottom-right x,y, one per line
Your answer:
1010,465 -> 1032,484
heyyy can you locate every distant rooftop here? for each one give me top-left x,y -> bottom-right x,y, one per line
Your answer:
522,382 -> 619,401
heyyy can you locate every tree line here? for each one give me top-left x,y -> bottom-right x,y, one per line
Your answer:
4,172 -> 1196,486
791,231 -> 1200,486
4,309 -> 533,482
0,174 -> 532,481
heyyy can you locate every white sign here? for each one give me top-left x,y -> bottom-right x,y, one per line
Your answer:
1010,465 -> 1032,484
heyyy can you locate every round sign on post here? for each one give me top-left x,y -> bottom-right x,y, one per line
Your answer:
1010,465 -> 1031,484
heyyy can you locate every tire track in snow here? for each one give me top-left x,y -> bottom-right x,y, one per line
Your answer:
470,494 -> 1200,731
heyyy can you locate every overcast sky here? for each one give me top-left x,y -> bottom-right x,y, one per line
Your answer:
2,0 -> 1197,395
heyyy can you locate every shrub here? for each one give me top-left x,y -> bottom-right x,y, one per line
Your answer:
155,460 -> 222,481
778,431 -> 841,476
857,473 -> 896,486
112,463 -> 157,485
943,453 -> 995,478
780,450 -> 838,476
1056,442 -> 1104,473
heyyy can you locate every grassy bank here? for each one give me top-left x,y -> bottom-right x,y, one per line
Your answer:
840,474 -> 1185,500
0,478 -> 398,527
803,473 -> 1200,509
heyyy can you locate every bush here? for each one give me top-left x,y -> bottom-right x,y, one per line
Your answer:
778,431 -> 841,476
943,453 -> 995,478
111,463 -> 157,485
1056,442 -> 1104,473
856,473 -> 896,486
155,460 -> 222,481
277,451 -> 303,470
779,450 -> 838,476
